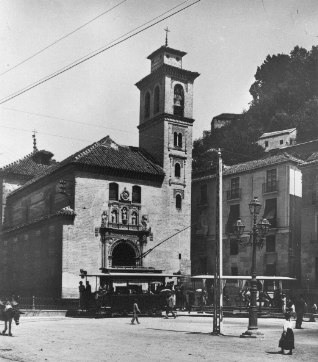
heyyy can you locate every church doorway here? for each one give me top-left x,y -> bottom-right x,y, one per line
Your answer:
112,242 -> 136,267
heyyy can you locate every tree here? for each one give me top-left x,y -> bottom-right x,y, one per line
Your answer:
192,45 -> 318,172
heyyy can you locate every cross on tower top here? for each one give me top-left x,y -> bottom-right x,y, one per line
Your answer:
164,27 -> 170,46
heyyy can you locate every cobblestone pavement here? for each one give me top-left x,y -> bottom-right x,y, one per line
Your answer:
0,315 -> 317,362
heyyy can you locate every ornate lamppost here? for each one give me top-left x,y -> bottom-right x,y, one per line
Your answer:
233,197 -> 270,338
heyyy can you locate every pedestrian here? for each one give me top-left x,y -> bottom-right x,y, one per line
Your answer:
131,299 -> 141,325
79,281 -> 86,310
165,293 -> 176,319
278,310 -> 295,355
295,295 -> 307,329
85,281 -> 92,310
311,302 -> 317,314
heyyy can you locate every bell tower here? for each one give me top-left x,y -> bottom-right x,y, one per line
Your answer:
135,44 -> 200,169
135,41 -> 199,276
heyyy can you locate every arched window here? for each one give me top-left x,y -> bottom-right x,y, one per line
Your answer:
176,194 -> 182,210
145,92 -> 150,118
175,163 -> 181,178
174,132 -> 178,147
154,86 -> 160,114
173,84 -> 184,117
132,185 -> 141,203
109,183 -> 118,200
178,133 -> 182,147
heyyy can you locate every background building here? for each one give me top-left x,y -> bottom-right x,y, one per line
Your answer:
192,153 -> 304,292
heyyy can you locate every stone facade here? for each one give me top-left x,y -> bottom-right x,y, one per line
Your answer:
0,44 -> 199,298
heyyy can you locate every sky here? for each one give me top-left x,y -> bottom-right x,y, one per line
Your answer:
0,0 -> 317,167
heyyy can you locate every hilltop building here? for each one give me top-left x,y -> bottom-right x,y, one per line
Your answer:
257,128 -> 297,152
0,43 -> 199,298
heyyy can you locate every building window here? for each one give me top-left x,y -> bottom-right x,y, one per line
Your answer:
264,198 -> 277,228
265,141 -> 269,147
266,169 -> 277,192
173,132 -> 182,147
132,186 -> 141,203
173,84 -> 184,117
226,204 -> 240,233
109,183 -> 118,200
176,194 -> 182,210
178,133 -> 182,147
230,177 -> 240,199
280,139 -> 283,145
154,86 -> 160,113
175,163 -> 181,178
266,235 -> 276,252
230,239 -> 239,255
231,266 -> 238,276
200,184 -> 208,204
145,92 -> 150,118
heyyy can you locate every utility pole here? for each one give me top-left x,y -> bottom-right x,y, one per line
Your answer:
208,148 -> 223,335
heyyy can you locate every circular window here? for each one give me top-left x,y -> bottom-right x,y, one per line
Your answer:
176,57 -> 180,61
166,54 -> 170,58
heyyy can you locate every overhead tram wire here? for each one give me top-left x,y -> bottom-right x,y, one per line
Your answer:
0,0 -> 127,78
0,0 -> 202,105
136,223 -> 196,260
0,0 -> 191,105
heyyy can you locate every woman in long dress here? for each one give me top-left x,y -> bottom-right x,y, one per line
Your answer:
279,311 -> 295,355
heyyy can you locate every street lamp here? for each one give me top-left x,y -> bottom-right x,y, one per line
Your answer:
233,196 -> 270,338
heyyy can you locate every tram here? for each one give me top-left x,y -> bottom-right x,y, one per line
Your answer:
80,268 -> 180,316
191,275 -> 297,309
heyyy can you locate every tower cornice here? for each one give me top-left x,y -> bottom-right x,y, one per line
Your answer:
138,113 -> 194,132
135,63 -> 200,90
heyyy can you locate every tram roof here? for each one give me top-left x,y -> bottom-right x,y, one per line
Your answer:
80,273 -> 177,278
191,275 -> 296,280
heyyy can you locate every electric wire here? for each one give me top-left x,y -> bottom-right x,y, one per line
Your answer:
0,0 -> 201,105
0,0 -> 127,78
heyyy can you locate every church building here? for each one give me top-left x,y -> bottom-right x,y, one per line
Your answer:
0,42 -> 200,298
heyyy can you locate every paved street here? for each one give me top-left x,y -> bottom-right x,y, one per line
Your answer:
0,315 -> 317,362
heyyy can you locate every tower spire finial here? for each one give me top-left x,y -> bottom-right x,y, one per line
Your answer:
164,27 -> 170,46
32,130 -> 38,152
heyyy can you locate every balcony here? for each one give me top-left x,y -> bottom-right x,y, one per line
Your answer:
226,189 -> 241,200
262,181 -> 279,194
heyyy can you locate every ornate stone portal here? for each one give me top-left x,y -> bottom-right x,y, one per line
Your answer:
100,209 -> 151,268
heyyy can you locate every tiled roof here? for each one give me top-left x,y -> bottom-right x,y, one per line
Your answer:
223,153 -> 304,176
258,128 -> 296,140
193,153 -> 304,181
9,136 -> 165,196
0,150 -> 56,178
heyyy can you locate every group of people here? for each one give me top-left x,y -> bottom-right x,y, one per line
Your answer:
78,281 -> 91,310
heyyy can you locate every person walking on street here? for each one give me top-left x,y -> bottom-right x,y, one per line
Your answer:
295,296 -> 307,329
165,293 -> 176,319
278,310 -> 295,355
79,281 -> 86,310
131,299 -> 141,325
